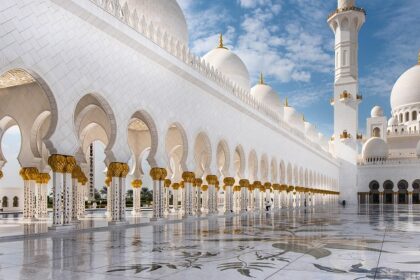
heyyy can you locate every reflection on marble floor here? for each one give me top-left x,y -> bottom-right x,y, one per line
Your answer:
0,205 -> 420,279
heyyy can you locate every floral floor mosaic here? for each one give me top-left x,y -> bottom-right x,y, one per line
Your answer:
0,205 -> 419,279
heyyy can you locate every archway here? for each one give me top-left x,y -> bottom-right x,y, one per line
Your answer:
397,180 -> 408,204
270,158 -> 278,183
413,180 -> 420,204
216,140 -> 230,178
260,154 -> 268,182
233,145 -> 245,179
383,180 -> 394,204
193,132 -> 212,178
165,123 -> 188,182
279,161 -> 285,184
248,150 -> 258,182
372,127 -> 381,138
368,180 -> 380,204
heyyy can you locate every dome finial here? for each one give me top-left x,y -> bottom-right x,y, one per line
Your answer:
418,50 -> 420,65
285,97 -> 289,107
259,72 -> 265,85
302,114 -> 306,122
218,33 -> 227,49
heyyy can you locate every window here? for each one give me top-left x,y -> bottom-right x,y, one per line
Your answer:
399,114 -> 403,122
372,127 -> 381,137
413,111 -> 417,121
2,196 -> 8,208
405,112 -> 410,122
13,196 -> 18,207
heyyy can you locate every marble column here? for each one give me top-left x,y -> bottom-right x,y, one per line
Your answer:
272,184 -> 280,211
224,177 -> 235,214
247,183 -> 254,211
182,172 -> 195,218
71,166 -> 80,222
131,179 -> 142,216
206,175 -> 218,215
201,185 -> 208,212
195,178 -> 203,215
172,183 -> 180,213
164,179 -> 171,215
264,183 -> 272,210
239,179 -> 249,214
78,175 -> 87,218
20,168 -> 38,221
48,155 -> 66,227
253,181 -> 262,212
107,162 -> 129,224
150,167 -> 166,221
408,186 -> 413,205
63,156 -> 76,225
36,173 -> 50,219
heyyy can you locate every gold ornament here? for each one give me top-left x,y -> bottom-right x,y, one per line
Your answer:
201,184 -> 208,191
206,175 -> 218,185
131,179 -> 143,188
120,163 -> 130,178
65,156 -> 76,173
164,179 -> 171,188
25,167 -> 39,181
239,179 -> 249,188
48,154 -> 67,173
223,177 -> 235,186
160,168 -> 167,181
149,167 -> 162,180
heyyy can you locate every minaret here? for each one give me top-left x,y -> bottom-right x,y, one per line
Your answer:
328,0 -> 365,204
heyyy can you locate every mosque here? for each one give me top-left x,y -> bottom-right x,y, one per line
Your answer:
0,0 -> 417,227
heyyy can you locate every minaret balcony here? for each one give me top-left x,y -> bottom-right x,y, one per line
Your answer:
340,130 -> 352,142
356,133 -> 363,141
339,91 -> 352,103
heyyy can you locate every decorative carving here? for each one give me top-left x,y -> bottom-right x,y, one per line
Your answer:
149,167 -> 162,180
206,175 -> 218,185
239,179 -> 249,188
164,179 -> 171,188
172,183 -> 180,190
201,185 -> 208,191
264,182 -> 272,190
120,163 -> 130,178
182,171 -> 195,183
48,154 -> 67,173
65,156 -> 76,173
108,162 -> 123,178
37,173 -> 51,184
194,178 -> 203,187
24,167 -> 39,181
160,168 -> 167,181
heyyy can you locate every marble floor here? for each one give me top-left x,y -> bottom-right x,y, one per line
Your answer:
0,205 -> 419,279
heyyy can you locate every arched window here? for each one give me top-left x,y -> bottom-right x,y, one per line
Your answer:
399,113 -> 403,122
412,111 -> 417,121
2,196 -> 8,208
405,112 -> 410,122
372,127 -> 381,137
12,196 -> 18,207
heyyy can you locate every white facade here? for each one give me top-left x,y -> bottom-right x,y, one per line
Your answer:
0,188 -> 23,212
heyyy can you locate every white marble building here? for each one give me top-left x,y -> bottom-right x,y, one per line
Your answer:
0,0 -> 415,227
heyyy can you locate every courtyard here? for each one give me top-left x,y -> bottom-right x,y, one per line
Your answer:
0,205 -> 418,279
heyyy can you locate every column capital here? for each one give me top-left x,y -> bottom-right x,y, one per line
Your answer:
172,183 -> 180,190
121,163 -> 130,178
108,162 -> 129,178
72,165 -> 82,179
36,173 -> 51,184
64,156 -> 76,173
233,185 -> 241,192
48,154 -> 67,173
182,171 -> 195,183
164,179 -> 171,188
239,179 -> 250,188
159,168 -> 167,181
105,176 -> 111,187
23,167 -> 39,181
150,167 -> 162,180
194,178 -> 203,187
201,185 -> 208,191
223,177 -> 235,186
131,179 -> 143,188
264,182 -> 272,190
253,181 -> 262,188
206,175 -> 218,185
0,170 -> 3,180
272,184 -> 281,191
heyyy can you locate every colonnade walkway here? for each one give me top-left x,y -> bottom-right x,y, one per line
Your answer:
0,205 -> 418,279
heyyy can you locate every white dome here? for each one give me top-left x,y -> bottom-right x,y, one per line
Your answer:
250,77 -> 281,110
388,116 -> 398,127
284,106 -> 300,128
390,64 -> 420,110
370,106 -> 384,117
362,137 -> 388,160
203,46 -> 250,90
122,0 -> 188,45
338,0 -> 355,9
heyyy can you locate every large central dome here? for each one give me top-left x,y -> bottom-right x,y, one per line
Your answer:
123,0 -> 188,45
390,63 -> 420,111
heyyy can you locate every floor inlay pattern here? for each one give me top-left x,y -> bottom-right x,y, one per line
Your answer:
0,205 -> 419,279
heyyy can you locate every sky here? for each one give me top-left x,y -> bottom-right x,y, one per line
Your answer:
1,0 -> 420,189
178,0 -> 420,136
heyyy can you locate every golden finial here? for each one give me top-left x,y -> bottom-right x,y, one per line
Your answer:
259,72 -> 265,85
302,114 -> 306,122
285,97 -> 289,107
218,33 -> 226,49
418,50 -> 420,65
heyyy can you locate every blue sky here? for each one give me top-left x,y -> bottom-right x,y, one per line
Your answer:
178,0 -> 420,136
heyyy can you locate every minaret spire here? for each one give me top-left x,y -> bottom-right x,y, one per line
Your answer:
284,97 -> 289,107
418,50 -> 420,65
259,72 -> 265,85
218,33 -> 226,49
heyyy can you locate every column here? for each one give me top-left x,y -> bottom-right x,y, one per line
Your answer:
36,173 -> 50,219
172,183 -> 180,213
105,177 -> 111,217
150,167 -> 166,220
63,156 -> 76,225
253,181 -> 261,212
131,179 -> 142,216
71,166 -> 82,222
223,177 -> 235,214
379,185 -> 384,205
201,185 -> 208,212
264,183 -> 272,211
206,175 -> 218,215
20,168 -> 38,221
195,178 -> 203,215
239,179 -> 249,214
107,162 -> 129,224
273,184 -> 280,211
48,155 -> 67,227
408,185 -> 413,205
78,174 -> 87,218
182,172 -> 195,218
119,163 -> 129,221
164,179 -> 171,215
247,183 -> 254,211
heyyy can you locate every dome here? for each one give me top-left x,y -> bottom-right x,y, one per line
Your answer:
370,106 -> 384,117
388,116 -> 398,127
338,0 -> 355,9
362,137 -> 388,160
122,0 -> 188,45
390,63 -> 420,110
250,74 -> 282,110
203,35 -> 250,90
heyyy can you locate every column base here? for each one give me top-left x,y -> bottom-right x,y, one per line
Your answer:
22,217 -> 38,223
183,215 -> 196,221
131,210 -> 142,217
48,224 -> 75,231
150,217 -> 166,223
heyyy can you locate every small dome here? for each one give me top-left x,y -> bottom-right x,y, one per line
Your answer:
250,74 -> 281,110
390,63 -> 420,111
371,106 -> 384,117
362,137 -> 388,160
122,0 -> 188,45
338,0 -> 355,9
203,35 -> 250,90
388,116 -> 398,127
